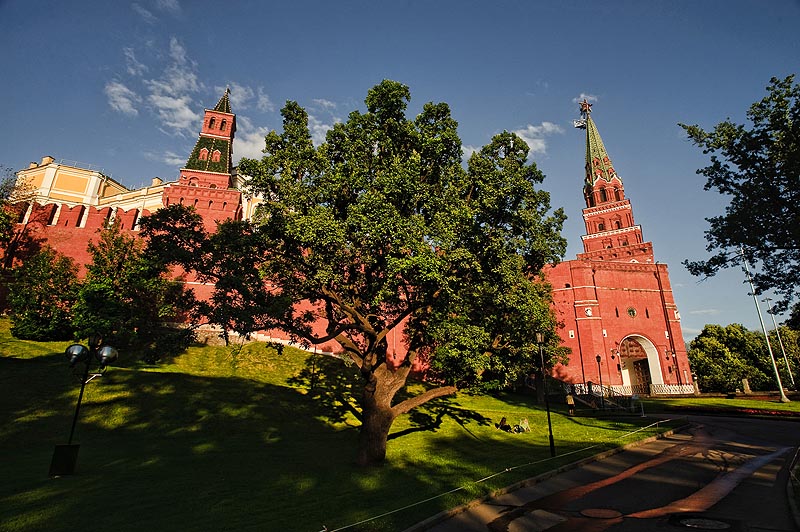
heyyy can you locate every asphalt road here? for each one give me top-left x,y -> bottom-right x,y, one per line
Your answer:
415,415 -> 800,532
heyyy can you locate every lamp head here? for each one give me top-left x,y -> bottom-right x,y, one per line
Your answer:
595,354 -> 601,363
65,344 -> 90,367
95,345 -> 119,369
535,332 -> 544,344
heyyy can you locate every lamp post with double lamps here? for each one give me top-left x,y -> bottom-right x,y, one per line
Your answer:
535,332 -> 556,457
49,335 -> 118,476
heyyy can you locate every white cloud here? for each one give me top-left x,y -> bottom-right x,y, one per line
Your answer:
161,150 -> 187,166
142,37 -> 202,135
216,83 -> 274,114
147,93 -> 200,133
256,87 -> 274,112
308,114 -> 336,146
461,144 -> 479,161
512,121 -> 564,156
573,92 -> 598,104
688,309 -> 721,315
123,47 -> 147,76
168,37 -> 188,66
156,0 -> 181,13
233,116 -> 270,163
131,3 -> 157,23
313,98 -> 336,110
223,82 -> 254,110
104,81 -> 141,116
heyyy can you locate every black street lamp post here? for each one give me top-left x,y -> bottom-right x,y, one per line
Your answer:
49,335 -> 118,476
536,332 -> 556,457
595,354 -> 604,410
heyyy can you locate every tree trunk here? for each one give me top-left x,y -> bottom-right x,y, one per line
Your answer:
356,399 -> 396,466
354,360 -> 457,466
355,362 -> 405,466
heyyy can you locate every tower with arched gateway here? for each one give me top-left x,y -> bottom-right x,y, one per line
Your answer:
547,100 -> 694,394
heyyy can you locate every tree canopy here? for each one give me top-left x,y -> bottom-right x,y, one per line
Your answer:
7,246 -> 78,341
233,80 -> 566,464
72,221 -> 195,362
687,323 -> 795,393
680,75 -> 800,311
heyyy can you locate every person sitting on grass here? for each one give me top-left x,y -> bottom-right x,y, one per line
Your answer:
496,417 -> 512,432
514,418 -> 530,433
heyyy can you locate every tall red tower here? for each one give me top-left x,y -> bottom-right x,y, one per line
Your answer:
162,88 -> 242,230
547,101 -> 692,394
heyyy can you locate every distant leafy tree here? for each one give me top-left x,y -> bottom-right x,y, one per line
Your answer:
7,246 -> 78,341
688,323 -> 782,392
72,221 -> 195,362
680,75 -> 800,312
140,205 -> 278,346
236,80 -> 566,465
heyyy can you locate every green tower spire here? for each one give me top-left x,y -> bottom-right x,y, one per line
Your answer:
214,87 -> 232,113
578,100 -> 620,187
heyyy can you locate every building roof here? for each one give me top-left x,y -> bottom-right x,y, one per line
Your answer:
214,88 -> 232,113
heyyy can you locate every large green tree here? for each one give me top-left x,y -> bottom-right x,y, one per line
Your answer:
680,75 -> 800,311
236,80 -> 566,465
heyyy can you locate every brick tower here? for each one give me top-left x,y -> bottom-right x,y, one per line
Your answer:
162,88 -> 242,230
547,101 -> 692,394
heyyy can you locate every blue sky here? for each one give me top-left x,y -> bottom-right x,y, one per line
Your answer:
1,0 -> 798,342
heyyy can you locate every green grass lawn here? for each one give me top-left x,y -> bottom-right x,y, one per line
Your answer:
1,321 -> 678,532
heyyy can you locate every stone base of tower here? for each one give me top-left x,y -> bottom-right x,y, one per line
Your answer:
545,258 -> 693,394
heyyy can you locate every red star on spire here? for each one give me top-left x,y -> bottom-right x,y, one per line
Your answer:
579,99 -> 593,114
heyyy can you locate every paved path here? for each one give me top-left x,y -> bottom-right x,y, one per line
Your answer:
414,415 -> 799,532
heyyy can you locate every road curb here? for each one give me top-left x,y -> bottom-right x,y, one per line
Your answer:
404,422 -> 690,532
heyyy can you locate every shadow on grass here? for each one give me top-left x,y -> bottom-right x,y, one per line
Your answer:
286,353 -> 494,440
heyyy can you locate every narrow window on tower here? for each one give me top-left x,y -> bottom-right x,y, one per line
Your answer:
615,188 -> 622,201
209,117 -> 216,129
645,308 -> 650,318
199,148 -> 209,161
212,150 -> 221,162
599,188 -> 607,202
220,119 -> 227,131
615,308 -> 619,317
598,222 -> 605,231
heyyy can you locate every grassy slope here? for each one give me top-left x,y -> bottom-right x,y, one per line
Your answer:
1,321 -> 677,532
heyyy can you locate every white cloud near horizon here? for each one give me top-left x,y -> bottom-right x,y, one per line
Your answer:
688,309 -> 721,315
104,81 -> 141,116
